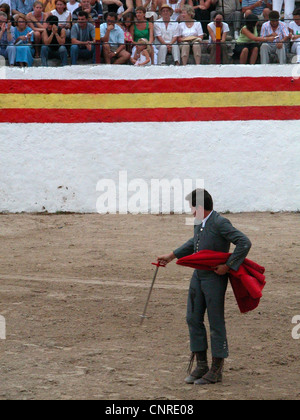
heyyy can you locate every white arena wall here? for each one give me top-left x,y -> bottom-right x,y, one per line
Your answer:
0,66 -> 299,213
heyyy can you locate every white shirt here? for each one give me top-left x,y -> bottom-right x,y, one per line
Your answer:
178,21 -> 203,38
154,18 -> 179,44
208,21 -> 230,43
67,1 -> 79,13
51,9 -> 71,24
289,21 -> 300,42
201,210 -> 214,228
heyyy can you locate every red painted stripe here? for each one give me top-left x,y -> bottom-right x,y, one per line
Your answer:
0,77 -> 299,94
0,106 -> 299,123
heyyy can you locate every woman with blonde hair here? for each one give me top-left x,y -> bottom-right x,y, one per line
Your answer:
177,4 -> 203,65
26,1 -> 48,57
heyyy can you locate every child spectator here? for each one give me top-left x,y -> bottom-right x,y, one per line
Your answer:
130,37 -> 152,65
118,11 -> 134,52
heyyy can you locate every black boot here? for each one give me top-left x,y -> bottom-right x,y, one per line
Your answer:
184,351 -> 209,384
194,357 -> 224,385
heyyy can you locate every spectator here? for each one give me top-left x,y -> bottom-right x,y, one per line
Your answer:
207,12 -> 230,63
26,1 -> 48,58
273,0 -> 295,23
241,0 -> 271,22
51,0 -> 71,37
14,13 -> 34,66
188,0 -> 215,35
11,0 -> 34,18
90,0 -> 103,16
72,0 -> 98,22
233,13 -> 275,63
260,10 -> 290,64
158,0 -> 184,22
130,6 -> 156,63
0,3 -> 11,20
0,10 -> 16,66
212,0 -> 242,39
118,11 -> 134,52
177,4 -> 203,65
40,0 -> 56,13
67,0 -> 79,13
289,7 -> 300,63
105,0 -> 134,21
41,14 -> 68,65
70,10 -> 95,64
154,3 -> 180,65
136,0 -> 158,22
130,37 -> 152,64
100,11 -> 130,63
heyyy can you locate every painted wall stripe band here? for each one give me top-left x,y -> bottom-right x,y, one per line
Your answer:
0,77 -> 299,94
1,92 -> 299,110
1,106 -> 299,123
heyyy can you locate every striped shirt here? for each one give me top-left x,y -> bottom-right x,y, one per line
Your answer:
261,21 -> 289,42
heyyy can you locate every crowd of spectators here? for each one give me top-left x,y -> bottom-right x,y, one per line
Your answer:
0,0 -> 299,66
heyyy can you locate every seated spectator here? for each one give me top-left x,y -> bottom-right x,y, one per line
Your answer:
11,0 -> 34,18
273,0 -> 295,23
289,7 -> 300,63
105,0 -> 134,21
118,11 -> 134,52
188,0 -> 215,35
130,37 -> 151,65
40,0 -> 56,12
241,0 -> 271,22
90,0 -> 103,16
100,11 -> 130,63
67,0 -> 80,13
158,0 -> 184,22
233,13 -> 275,63
72,0 -> 98,22
154,3 -> 180,65
0,10 -> 16,66
51,0 -> 71,37
13,14 -> 35,66
130,6 -> 156,63
207,12 -> 230,64
26,1 -> 48,58
177,4 -> 203,65
260,10 -> 290,64
70,10 -> 95,64
212,0 -> 242,39
0,3 -> 11,20
41,14 -> 68,65
136,0 -> 158,22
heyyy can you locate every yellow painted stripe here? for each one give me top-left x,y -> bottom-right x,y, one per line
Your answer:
0,92 -> 299,109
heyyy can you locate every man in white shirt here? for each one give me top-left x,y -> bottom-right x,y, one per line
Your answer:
289,8 -> 300,63
154,3 -> 180,65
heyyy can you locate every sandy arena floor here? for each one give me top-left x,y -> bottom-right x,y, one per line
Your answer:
0,212 -> 299,400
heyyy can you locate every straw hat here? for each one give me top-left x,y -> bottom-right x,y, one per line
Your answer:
160,4 -> 174,15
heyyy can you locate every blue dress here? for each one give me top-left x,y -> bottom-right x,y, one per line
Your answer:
14,27 -> 34,66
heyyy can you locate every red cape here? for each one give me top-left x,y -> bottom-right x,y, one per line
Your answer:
176,250 -> 266,313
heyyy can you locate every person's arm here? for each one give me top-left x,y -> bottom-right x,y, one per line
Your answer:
215,217 -> 252,273
138,49 -> 151,65
241,26 -> 275,42
207,24 -> 216,42
242,0 -> 263,14
149,21 -> 154,44
53,25 -> 66,44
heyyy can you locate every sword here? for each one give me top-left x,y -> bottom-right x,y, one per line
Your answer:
140,262 -> 165,325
